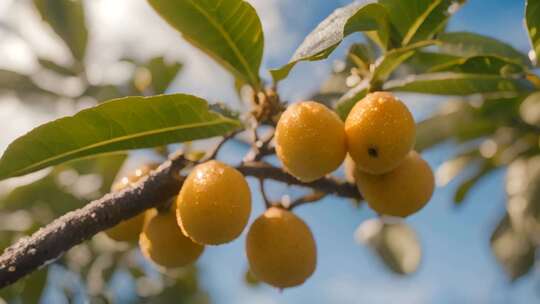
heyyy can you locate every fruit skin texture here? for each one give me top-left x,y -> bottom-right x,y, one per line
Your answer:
105,165 -> 156,242
275,101 -> 347,182
345,92 -> 415,174
139,209 -> 204,268
356,151 -> 434,217
246,207 -> 317,289
177,160 -> 251,245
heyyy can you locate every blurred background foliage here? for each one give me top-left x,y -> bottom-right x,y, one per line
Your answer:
316,0 -> 540,283
0,0 -> 539,302
0,0 -> 206,302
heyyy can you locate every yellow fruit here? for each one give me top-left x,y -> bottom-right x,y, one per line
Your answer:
139,209 -> 204,268
356,151 -> 434,217
111,164 -> 157,191
105,213 -> 147,243
246,207 -> 317,289
177,160 -> 251,245
275,101 -> 347,182
105,164 -> 157,243
345,92 -> 415,174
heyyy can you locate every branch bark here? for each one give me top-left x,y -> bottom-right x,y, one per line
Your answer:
0,157 -> 361,288
237,162 -> 360,199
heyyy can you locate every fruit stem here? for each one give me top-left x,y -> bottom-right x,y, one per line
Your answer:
258,178 -> 273,209
205,131 -> 240,161
288,192 -> 327,210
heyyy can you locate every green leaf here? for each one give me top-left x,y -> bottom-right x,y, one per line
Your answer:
334,81 -> 369,120
69,154 -> 127,194
379,0 -> 464,46
431,55 -> 525,75
0,94 -> 241,180
356,219 -> 422,275
476,96 -> 522,119
0,171 -> 81,213
454,162 -> 493,204
404,51 -> 461,73
344,3 -> 389,45
0,154 -> 126,214
0,268 -> 48,303
20,269 -> 48,304
371,40 -> 436,84
438,32 -> 530,65
490,214 -> 536,281
0,69 -> 55,96
38,58 -> 78,76
380,0 -> 441,46
348,43 -> 377,70
526,0 -> 540,64
406,0 -> 465,44
132,57 -> 183,95
270,2 -> 389,82
209,102 -> 241,120
384,72 -> 534,95
145,57 -> 182,94
415,103 -> 474,151
147,0 -> 263,88
84,85 -> 124,102
435,154 -> 477,187
33,0 -> 88,61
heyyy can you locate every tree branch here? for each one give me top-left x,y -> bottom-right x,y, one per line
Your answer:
0,154 -> 188,289
237,162 -> 360,199
0,159 -> 361,288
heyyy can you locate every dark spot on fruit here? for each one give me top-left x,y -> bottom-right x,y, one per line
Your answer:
368,147 -> 378,158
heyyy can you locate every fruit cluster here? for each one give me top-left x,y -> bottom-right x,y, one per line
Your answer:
104,91 -> 434,290
276,91 -> 435,217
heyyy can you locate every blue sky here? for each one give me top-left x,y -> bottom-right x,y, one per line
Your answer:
0,0 -> 538,303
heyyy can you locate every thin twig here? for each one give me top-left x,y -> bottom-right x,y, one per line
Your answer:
244,130 -> 275,162
258,178 -> 272,209
237,162 -> 360,199
288,192 -> 327,210
254,131 -> 275,162
206,131 -> 240,160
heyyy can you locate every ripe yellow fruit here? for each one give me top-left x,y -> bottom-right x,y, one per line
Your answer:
105,165 -> 157,243
177,160 -> 251,245
246,207 -> 317,289
105,212 -> 147,243
139,208 -> 204,268
345,92 -> 415,174
275,101 -> 347,182
356,151 -> 434,217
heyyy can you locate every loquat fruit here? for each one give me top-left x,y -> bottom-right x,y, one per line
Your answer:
246,207 -> 317,288
105,164 -> 157,243
275,101 -> 347,182
356,151 -> 434,217
345,92 -> 415,174
177,160 -> 251,245
139,208 -> 204,268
